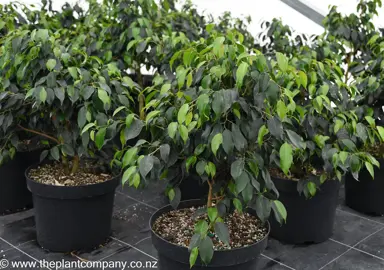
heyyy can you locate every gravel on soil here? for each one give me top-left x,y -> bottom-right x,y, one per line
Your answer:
152,206 -> 268,250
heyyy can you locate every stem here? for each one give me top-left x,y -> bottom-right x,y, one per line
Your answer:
207,178 -> 214,208
139,94 -> 146,120
344,52 -> 351,84
17,125 -> 60,144
62,156 -> 70,174
71,155 -> 79,174
136,66 -> 146,121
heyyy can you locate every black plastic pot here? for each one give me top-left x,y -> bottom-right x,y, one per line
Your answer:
345,158 -> 384,215
179,174 -> 209,200
150,200 -> 269,270
26,164 -> 119,252
270,177 -> 340,244
0,150 -> 41,215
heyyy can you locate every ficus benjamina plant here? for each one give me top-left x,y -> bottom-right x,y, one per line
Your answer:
109,31 -> 288,266
0,28 -> 137,172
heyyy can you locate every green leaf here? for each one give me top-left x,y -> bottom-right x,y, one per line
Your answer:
146,110 -> 160,123
122,166 -> 137,186
186,156 -> 197,172
272,200 -> 287,222
211,133 -> 223,156
189,247 -> 199,268
197,94 -> 209,113
286,130 -> 305,149
46,59 -> 56,71
231,159 -> 244,179
377,126 -> 384,142
236,171 -> 250,193
178,104 -> 189,124
50,147 -> 60,161
276,52 -> 288,72
68,67 -> 78,79
179,125 -> 189,143
276,100 -> 287,119
139,156 -> 154,178
168,188 -> 176,201
257,125 -> 269,147
122,147 -> 138,168
334,119 -> 344,134
279,143 -> 293,175
365,162 -> 375,179
124,120 -> 144,141
132,173 -> 140,188
168,122 -> 178,139
214,222 -> 230,246
196,161 -> 207,176
233,198 -> 243,213
34,29 -> 49,41
195,220 -> 209,235
339,151 -> 348,164
160,83 -> 171,94
307,182 -> 317,197
39,87 -> 47,103
254,194 -> 271,222
77,106 -> 87,128
95,128 -> 106,150
236,62 -> 249,88
160,144 -> 170,162
199,236 -> 214,265
98,89 -> 110,105
314,135 -> 330,148
207,207 -> 218,222
82,123 -> 95,134
365,116 -> 376,128
298,71 -> 307,88
222,130 -> 234,154
205,162 -> 216,178
125,114 -> 134,128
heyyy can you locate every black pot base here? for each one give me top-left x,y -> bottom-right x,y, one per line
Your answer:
345,159 -> 384,216
26,164 -> 119,252
270,178 -> 340,245
0,150 -> 41,215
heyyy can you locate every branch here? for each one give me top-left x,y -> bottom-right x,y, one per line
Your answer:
17,125 -> 60,144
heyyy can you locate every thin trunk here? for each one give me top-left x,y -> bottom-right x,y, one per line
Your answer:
71,155 -> 80,174
207,179 -> 213,208
62,156 -> 70,175
139,94 -> 146,120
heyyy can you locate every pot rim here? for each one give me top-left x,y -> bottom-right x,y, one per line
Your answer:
25,162 -> 120,188
149,199 -> 270,254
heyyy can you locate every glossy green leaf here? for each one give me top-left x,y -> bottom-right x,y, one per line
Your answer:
211,133 -> 223,156
280,143 -> 293,175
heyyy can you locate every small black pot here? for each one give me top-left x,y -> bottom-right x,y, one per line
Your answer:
270,177 -> 340,244
179,174 -> 209,200
0,150 -> 41,215
150,200 -> 269,270
26,164 -> 119,252
345,158 -> 384,215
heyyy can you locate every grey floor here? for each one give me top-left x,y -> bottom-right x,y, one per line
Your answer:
1,184 -> 384,270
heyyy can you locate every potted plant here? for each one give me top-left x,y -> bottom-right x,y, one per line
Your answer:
315,0 -> 384,215
344,40 -> 384,215
0,28 -> 134,252
256,50 -> 379,244
109,32 -> 287,269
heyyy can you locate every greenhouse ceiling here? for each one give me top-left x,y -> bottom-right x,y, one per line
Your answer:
1,0 -> 383,35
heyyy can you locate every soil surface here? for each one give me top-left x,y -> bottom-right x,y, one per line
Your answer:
28,162 -> 112,186
152,206 -> 268,250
